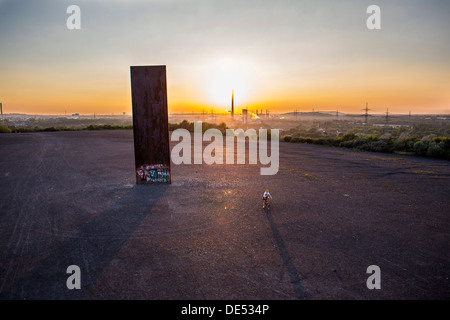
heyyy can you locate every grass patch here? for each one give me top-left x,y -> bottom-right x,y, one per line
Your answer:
281,133 -> 450,160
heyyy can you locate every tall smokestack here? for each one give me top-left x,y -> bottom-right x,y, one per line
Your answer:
0,102 -> 3,120
231,90 -> 234,119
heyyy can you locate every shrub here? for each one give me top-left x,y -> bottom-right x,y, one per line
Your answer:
84,124 -> 132,131
397,132 -> 410,141
0,125 -> 12,133
426,142 -> 444,158
283,136 -> 292,142
365,135 -> 380,142
340,133 -> 357,141
216,122 -> 227,135
421,134 -> 437,142
413,141 -> 428,156
440,137 -> 450,152
405,140 -> 416,152
393,139 -> 406,151
313,139 -> 326,145
14,127 -> 34,133
339,140 -> 354,148
355,142 -> 371,151
340,139 -> 359,149
369,140 -> 390,153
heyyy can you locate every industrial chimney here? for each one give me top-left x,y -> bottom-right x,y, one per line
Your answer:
231,90 -> 234,119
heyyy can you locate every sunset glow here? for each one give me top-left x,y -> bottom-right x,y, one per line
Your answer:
0,1 -> 449,115
204,58 -> 252,108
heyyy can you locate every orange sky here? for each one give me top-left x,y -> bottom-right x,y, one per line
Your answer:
1,1 -> 449,115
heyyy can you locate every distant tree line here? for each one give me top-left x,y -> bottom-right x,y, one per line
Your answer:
2,120 -> 448,160
169,120 -> 228,134
282,133 -> 450,160
0,121 -> 228,134
0,124 -> 133,133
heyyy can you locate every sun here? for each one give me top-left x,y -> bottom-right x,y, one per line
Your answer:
204,58 -> 253,109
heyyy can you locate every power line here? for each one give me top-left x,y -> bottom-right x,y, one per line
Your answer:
361,102 -> 373,134
384,108 -> 389,134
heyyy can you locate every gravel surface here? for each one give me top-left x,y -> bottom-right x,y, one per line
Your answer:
0,130 -> 449,299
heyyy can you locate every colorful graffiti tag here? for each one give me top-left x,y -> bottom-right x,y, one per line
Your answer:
136,164 -> 170,183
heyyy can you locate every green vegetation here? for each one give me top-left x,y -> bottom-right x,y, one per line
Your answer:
0,121 -> 226,134
2,115 -> 448,161
0,125 -> 12,133
169,120 -> 228,134
281,125 -> 450,160
0,125 -> 133,133
83,124 -> 133,131
13,126 -> 78,133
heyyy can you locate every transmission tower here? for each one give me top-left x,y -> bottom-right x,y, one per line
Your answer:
384,108 -> 389,134
361,102 -> 372,134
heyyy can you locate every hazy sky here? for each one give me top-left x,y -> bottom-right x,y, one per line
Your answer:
0,0 -> 449,115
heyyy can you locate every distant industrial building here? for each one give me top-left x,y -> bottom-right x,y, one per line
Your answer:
373,124 -> 410,128
231,90 -> 234,119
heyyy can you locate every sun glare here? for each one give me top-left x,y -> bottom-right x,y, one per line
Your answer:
204,58 -> 253,109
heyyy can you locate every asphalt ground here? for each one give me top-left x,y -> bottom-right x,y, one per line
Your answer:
0,130 -> 449,299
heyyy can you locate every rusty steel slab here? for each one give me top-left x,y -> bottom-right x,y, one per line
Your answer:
130,65 -> 171,184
